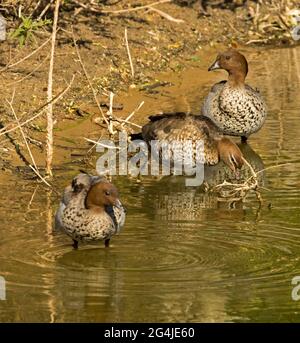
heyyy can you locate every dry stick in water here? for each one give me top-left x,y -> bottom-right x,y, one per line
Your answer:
121,101 -> 144,129
72,30 -> 112,135
124,28 -> 134,79
212,157 -> 262,204
0,75 -> 75,137
46,0 -> 60,177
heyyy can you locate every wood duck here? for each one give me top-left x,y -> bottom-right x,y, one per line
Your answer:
56,174 -> 126,249
136,112 -> 244,173
201,49 -> 267,142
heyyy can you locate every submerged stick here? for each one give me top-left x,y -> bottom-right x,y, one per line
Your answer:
211,156 -> 262,204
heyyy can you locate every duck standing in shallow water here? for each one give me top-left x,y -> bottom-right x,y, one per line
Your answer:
137,112 -> 244,173
56,174 -> 126,249
201,49 -> 267,142
55,173 -> 103,231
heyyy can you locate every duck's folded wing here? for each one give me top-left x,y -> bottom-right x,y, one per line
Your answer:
142,113 -> 187,141
201,80 -> 226,117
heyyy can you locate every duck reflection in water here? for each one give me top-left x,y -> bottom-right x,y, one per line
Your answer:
137,142 -> 265,222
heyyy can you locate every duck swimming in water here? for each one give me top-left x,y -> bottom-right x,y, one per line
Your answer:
201,49 -> 267,142
136,112 -> 244,173
56,174 -> 126,249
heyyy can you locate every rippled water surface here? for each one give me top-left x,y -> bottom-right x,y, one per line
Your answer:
0,47 -> 300,322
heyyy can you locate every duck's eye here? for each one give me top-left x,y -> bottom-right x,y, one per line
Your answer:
225,55 -> 231,60
105,190 -> 110,196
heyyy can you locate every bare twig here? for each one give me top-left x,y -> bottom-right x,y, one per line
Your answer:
0,75 -> 75,137
7,90 -> 38,171
6,91 -> 53,189
31,0 -> 43,17
46,0 -> 60,177
7,54 -> 49,85
147,6 -> 184,23
29,165 -> 55,189
101,0 -> 172,14
121,101 -> 144,128
246,38 -> 269,45
211,157 -> 262,204
114,117 -> 142,129
84,137 -> 121,150
38,0 -> 55,20
107,92 -> 115,136
27,185 -> 39,210
72,29 -> 112,134
0,36 -> 52,73
72,0 -> 105,14
124,28 -> 134,79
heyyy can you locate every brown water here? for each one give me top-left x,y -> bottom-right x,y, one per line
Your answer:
0,46 -> 300,322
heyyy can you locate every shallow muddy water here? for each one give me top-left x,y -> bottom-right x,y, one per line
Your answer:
0,46 -> 300,322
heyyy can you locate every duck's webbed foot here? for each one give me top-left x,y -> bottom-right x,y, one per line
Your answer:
104,239 -> 110,248
72,240 -> 78,249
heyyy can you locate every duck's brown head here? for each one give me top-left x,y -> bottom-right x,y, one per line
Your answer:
217,137 -> 244,173
85,181 -> 121,209
208,49 -> 248,85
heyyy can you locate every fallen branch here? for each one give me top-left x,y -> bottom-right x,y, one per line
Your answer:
211,157 -> 262,204
124,28 -> 135,79
84,137 -> 121,150
46,0 -> 60,177
147,6 -> 184,23
38,0 -> 55,20
107,92 -> 116,137
121,101 -> 144,128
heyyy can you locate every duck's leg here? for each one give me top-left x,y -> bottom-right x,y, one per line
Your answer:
72,240 -> 78,249
241,136 -> 248,143
104,239 -> 110,248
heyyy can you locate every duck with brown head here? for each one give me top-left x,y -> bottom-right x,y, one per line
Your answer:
202,49 -> 267,142
55,173 -> 103,231
137,112 -> 244,175
59,175 -> 126,249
